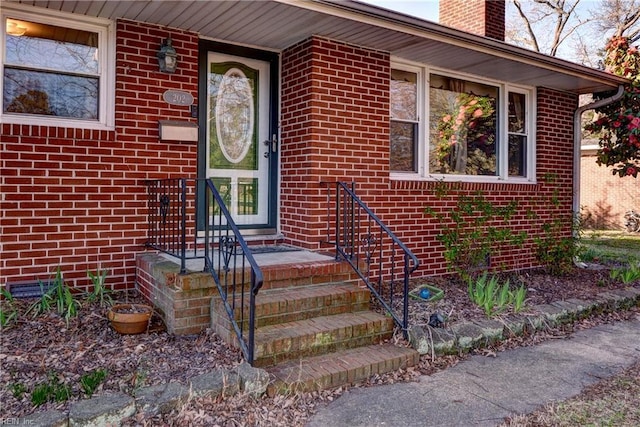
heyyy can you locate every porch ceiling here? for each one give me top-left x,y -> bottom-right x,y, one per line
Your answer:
6,0 -> 627,94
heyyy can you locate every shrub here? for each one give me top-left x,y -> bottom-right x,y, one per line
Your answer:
425,188 -> 526,281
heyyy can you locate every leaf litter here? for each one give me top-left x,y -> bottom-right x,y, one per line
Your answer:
0,269 -> 638,425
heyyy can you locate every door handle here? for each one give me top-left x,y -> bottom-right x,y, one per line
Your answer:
263,134 -> 277,153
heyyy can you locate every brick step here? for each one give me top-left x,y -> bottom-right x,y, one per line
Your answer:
266,343 -> 420,394
209,259 -> 358,292
211,283 -> 371,331
253,311 -> 394,367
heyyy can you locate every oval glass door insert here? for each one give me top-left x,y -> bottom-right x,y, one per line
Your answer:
215,67 -> 255,163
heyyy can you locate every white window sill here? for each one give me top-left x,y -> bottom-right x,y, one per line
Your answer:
390,172 -> 537,185
0,115 -> 115,131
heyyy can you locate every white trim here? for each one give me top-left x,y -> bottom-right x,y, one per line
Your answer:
277,0 -> 627,91
504,85 -> 537,181
390,61 -> 537,183
0,3 -> 115,130
581,144 -> 600,155
390,63 -> 423,174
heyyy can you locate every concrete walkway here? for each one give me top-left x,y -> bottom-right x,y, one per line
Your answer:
307,313 -> 640,427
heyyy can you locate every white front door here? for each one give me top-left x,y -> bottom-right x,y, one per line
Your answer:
205,52 -> 275,228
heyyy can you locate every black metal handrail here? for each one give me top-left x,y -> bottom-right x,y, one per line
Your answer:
144,178 -> 263,364
203,179 -> 264,364
324,181 -> 420,338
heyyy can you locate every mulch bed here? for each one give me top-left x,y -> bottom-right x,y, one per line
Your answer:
0,292 -> 242,419
404,266 -> 623,326
1,267 -> 638,424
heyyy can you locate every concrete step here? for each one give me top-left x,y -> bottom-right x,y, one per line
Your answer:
266,343 -> 420,394
253,311 -> 394,367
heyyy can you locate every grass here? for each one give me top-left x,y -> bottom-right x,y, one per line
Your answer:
580,230 -> 640,266
501,362 -> 640,426
501,230 -> 640,426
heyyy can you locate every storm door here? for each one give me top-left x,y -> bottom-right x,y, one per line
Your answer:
200,43 -> 278,232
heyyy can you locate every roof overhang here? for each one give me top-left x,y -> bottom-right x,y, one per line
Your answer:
4,0 -> 628,93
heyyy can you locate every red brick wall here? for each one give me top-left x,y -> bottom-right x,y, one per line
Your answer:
280,37 -> 391,249
281,37 -> 577,276
439,0 -> 505,41
3,27 -> 578,288
581,155 -> 640,229
0,20 -> 199,289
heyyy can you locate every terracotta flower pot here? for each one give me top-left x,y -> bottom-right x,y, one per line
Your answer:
107,303 -> 152,334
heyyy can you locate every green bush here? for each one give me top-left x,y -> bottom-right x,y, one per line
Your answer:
610,264 -> 640,284
87,269 -> 112,307
425,189 -> 526,281
532,175 -> 583,276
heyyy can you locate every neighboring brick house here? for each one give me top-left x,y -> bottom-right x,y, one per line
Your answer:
0,0 -> 628,290
581,143 -> 640,229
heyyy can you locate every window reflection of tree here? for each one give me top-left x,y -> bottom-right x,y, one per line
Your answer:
5,76 -> 52,114
390,70 -> 418,172
3,24 -> 98,119
4,69 -> 98,118
219,72 -> 253,158
508,92 -> 527,176
429,75 -> 497,176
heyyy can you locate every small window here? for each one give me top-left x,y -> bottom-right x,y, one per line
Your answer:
390,69 -> 419,172
1,7 -> 114,129
508,91 -> 528,177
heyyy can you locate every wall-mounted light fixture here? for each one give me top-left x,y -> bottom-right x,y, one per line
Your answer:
6,19 -> 27,36
156,38 -> 178,73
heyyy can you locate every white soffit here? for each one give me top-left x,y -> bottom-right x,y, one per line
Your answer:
4,0 -> 628,93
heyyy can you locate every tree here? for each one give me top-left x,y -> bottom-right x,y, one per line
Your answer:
6,89 -> 52,115
591,0 -> 640,42
579,0 -> 640,67
507,0 -> 640,65
584,36 -> 640,178
506,1 -> 639,178
509,0 -> 589,57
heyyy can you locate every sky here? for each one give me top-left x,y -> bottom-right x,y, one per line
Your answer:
356,0 -> 614,65
358,0 -> 440,22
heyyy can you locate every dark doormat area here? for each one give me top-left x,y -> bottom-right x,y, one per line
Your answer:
242,245 -> 302,254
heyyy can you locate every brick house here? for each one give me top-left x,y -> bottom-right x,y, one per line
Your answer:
581,143 -> 640,229
1,0 -> 628,293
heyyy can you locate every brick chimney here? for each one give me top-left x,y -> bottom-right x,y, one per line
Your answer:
439,0 -> 505,41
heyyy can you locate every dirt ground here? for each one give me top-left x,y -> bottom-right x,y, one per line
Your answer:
1,232 -> 639,424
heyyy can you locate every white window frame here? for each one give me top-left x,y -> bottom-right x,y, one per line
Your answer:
1,4 -> 115,130
503,86 -> 535,180
390,59 -> 536,183
390,63 -> 423,174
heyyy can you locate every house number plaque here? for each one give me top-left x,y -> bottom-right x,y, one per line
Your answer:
163,90 -> 194,106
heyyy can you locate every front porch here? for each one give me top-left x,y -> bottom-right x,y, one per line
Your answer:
136,245 -> 421,392
138,174 -> 423,391
135,247 -> 353,336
